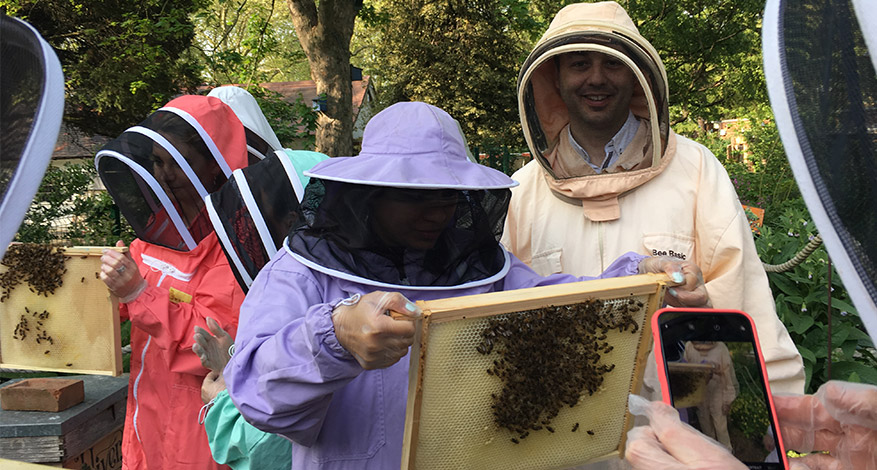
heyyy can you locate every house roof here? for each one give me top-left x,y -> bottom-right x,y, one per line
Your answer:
260,76 -> 372,121
52,124 -> 111,160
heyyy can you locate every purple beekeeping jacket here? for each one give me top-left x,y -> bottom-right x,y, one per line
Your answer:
224,248 -> 644,469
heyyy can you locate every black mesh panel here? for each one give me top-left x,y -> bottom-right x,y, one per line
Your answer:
244,127 -> 273,164
289,181 -> 510,287
96,110 -> 228,250
0,14 -> 44,200
208,153 -> 303,291
780,0 -> 877,305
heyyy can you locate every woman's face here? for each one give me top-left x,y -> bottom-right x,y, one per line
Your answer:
152,144 -> 189,192
370,189 -> 458,251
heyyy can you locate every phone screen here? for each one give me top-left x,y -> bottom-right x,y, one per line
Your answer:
655,310 -> 786,470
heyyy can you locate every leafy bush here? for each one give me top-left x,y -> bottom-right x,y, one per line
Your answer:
239,86 -> 319,150
719,115 -> 801,228
14,163 -> 135,245
755,206 -> 877,392
729,390 -> 770,440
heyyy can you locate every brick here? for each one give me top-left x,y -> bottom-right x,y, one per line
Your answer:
0,378 -> 84,412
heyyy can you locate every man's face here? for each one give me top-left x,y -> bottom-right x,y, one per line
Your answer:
555,51 -> 636,135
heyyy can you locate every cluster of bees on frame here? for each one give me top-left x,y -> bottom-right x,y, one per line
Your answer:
668,369 -> 700,401
1,244 -> 68,301
475,297 -> 644,444
2,244 -> 68,358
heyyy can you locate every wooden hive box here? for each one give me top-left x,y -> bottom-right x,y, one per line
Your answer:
1,246 -> 123,376
402,273 -> 670,470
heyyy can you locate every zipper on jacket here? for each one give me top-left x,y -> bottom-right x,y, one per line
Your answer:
599,222 -> 606,273
132,335 -> 152,443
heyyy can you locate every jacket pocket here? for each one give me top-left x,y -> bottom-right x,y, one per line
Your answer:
314,371 -> 386,463
529,248 -> 564,275
641,233 -> 695,262
168,381 -> 211,465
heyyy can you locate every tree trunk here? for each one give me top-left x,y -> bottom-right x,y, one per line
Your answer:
285,0 -> 358,157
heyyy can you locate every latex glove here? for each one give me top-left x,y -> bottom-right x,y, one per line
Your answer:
331,291 -> 421,370
774,380 -> 877,470
638,256 -> 711,308
193,317 -> 234,372
625,394 -> 748,470
201,369 -> 226,404
99,240 -> 147,303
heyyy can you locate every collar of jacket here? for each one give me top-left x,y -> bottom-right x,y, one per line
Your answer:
542,124 -> 677,222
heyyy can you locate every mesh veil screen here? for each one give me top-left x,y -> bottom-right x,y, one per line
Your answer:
0,14 -> 62,257
96,111 -> 228,250
208,153 -> 303,290
777,0 -> 877,315
290,182 -> 510,287
0,15 -> 42,200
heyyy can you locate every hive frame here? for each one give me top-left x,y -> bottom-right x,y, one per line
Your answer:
402,273 -> 670,469
1,246 -> 124,376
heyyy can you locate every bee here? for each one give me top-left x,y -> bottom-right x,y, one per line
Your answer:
587,430 -> 595,436
572,423 -> 579,432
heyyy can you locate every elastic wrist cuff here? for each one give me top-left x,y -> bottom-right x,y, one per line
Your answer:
119,279 -> 148,304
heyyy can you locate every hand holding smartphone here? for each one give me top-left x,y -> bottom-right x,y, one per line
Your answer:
651,308 -> 789,470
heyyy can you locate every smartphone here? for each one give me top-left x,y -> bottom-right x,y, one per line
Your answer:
652,308 -> 788,470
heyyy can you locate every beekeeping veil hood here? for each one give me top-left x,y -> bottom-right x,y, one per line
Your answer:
286,101 -> 518,290
206,149 -> 329,291
95,95 -> 248,251
518,1 -> 671,221
208,85 -> 284,163
0,14 -> 64,260
764,0 -> 877,342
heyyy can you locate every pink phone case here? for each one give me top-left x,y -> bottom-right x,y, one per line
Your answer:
651,307 -> 789,468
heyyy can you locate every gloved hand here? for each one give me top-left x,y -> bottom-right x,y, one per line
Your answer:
331,291 -> 421,370
624,394 -> 748,470
99,240 -> 147,303
638,257 -> 711,308
193,317 -> 234,372
774,380 -> 877,470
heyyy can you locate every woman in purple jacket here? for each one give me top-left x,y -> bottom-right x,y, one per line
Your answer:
224,102 -> 708,469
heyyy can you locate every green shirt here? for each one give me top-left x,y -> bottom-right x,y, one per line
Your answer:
205,389 -> 292,470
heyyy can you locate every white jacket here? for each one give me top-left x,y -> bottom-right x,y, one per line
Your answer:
504,1 -> 804,394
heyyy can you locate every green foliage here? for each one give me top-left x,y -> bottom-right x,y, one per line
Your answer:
4,0 -> 206,137
729,390 -> 769,441
362,0 -> 532,148
218,85 -> 318,150
725,117 -> 802,227
728,341 -> 770,439
755,206 -> 877,392
517,0 -> 766,124
14,163 -> 135,245
192,0 -> 310,85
